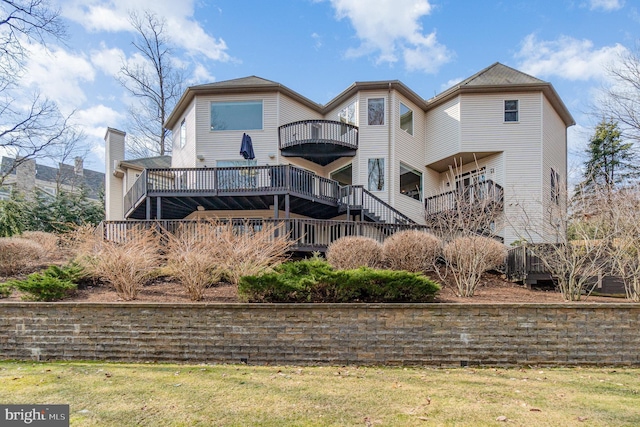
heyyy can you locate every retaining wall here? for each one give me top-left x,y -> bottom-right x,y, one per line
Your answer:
1,303 -> 639,366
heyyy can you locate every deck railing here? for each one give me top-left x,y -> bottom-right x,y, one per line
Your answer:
278,119 -> 358,151
339,185 -> 414,224
101,218 -> 429,250
123,165 -> 342,216
425,180 -> 504,216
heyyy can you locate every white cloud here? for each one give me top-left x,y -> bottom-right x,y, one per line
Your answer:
515,34 -> 628,82
588,0 -> 624,11
188,63 -> 216,85
21,43 -> 95,111
311,32 -> 323,50
326,0 -> 452,73
60,0 -> 230,62
73,104 -> 124,130
440,77 -> 463,91
90,44 -> 125,77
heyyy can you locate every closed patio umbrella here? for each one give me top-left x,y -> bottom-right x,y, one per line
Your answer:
240,133 -> 255,160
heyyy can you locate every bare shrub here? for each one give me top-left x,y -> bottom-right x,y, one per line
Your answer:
443,236 -> 507,297
76,227 -> 160,300
21,231 -> 59,258
0,238 -> 45,276
326,236 -> 383,270
164,221 -> 226,301
215,220 -> 293,286
382,230 -> 441,273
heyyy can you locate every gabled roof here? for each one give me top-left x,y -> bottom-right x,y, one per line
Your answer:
165,63 -> 574,130
429,62 -> 575,126
166,76 -> 323,129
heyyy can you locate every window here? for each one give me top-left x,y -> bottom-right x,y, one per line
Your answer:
330,163 -> 352,186
400,103 -> 413,135
339,101 -> 357,136
338,101 -> 356,125
180,119 -> 186,148
551,168 -> 560,205
210,100 -> 263,131
368,158 -> 385,191
368,98 -> 384,125
216,159 -> 258,190
399,163 -> 422,200
504,100 -> 518,122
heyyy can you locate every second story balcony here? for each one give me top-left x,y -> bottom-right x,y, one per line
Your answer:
279,120 -> 358,166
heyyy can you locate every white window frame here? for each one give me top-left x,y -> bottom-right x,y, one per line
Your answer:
368,158 -> 385,191
367,98 -> 385,126
210,100 -> 263,131
400,102 -> 413,135
504,99 -> 519,122
399,162 -> 422,201
180,119 -> 186,148
551,167 -> 560,205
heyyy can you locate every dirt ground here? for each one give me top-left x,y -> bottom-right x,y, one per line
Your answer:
1,270 -> 626,304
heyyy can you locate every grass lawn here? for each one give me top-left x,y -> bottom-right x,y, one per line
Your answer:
1,361 -> 639,426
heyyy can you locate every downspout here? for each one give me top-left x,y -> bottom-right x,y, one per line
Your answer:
388,82 -> 392,203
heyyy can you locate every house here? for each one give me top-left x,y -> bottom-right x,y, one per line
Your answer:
104,62 -> 574,248
0,156 -> 104,202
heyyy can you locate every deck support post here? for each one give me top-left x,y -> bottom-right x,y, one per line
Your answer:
156,197 -> 162,220
146,197 -> 151,220
273,195 -> 279,219
285,194 -> 290,219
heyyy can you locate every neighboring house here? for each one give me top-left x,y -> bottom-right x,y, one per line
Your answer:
104,62 -> 574,248
0,156 -> 104,202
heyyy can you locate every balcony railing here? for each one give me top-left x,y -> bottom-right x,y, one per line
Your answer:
101,218 -> 429,251
278,120 -> 358,166
123,165 -> 341,217
425,180 -> 504,216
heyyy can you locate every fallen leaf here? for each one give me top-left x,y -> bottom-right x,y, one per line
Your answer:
418,417 -> 429,421
496,415 -> 508,422
530,408 -> 542,412
426,397 -> 431,405
577,416 -> 588,422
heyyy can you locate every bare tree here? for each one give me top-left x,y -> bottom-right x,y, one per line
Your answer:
424,161 -> 507,297
511,184 -> 613,301
118,10 -> 184,157
0,0 -> 77,185
601,45 -> 640,144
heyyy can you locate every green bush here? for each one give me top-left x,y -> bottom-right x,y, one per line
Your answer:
5,264 -> 81,301
0,283 -> 13,298
239,259 -> 440,303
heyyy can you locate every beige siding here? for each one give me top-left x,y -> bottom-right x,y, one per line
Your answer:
171,101 -> 197,168
460,92 -> 543,245
542,95 -> 568,242
194,93 -> 279,168
392,92 -> 428,224
425,96 -> 461,165
356,90 -> 391,204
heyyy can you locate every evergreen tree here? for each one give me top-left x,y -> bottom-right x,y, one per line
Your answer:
578,119 -> 638,193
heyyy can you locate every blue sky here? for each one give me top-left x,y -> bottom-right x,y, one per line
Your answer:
14,0 -> 638,174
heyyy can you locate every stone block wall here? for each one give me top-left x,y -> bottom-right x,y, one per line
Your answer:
1,303 -> 639,366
